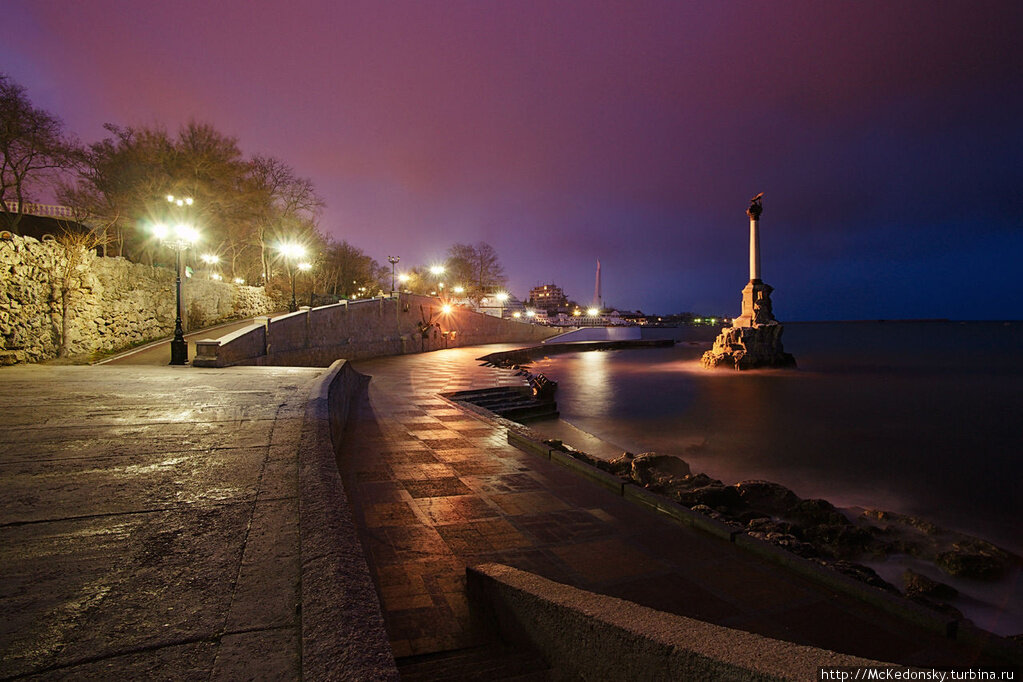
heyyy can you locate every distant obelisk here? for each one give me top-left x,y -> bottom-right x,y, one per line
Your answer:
702,193 -> 795,370
593,259 -> 602,309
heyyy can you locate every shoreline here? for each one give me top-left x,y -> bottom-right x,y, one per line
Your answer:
522,412 -> 1023,639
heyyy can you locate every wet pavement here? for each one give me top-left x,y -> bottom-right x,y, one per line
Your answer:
342,345 -> 1007,667
2,342 -> 1015,678
0,363 -> 321,679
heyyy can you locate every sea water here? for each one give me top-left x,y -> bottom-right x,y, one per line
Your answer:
529,321 -> 1023,634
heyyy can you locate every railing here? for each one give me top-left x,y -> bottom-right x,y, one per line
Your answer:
3,201 -> 78,219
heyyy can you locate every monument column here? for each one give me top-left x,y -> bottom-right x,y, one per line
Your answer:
749,198 -> 762,282
701,191 -> 794,369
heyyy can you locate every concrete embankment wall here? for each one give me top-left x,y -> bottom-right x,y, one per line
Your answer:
301,360 -> 398,680
196,293 -> 560,367
468,563 -> 888,681
0,234 -> 274,364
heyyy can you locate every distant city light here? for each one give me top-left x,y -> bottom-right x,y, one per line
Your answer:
496,292 -> 509,302
201,253 -> 220,265
526,310 -> 536,318
429,265 -> 445,275
398,273 -> 410,283
573,309 -> 581,316
298,261 -> 312,272
453,285 -> 464,294
233,277 -> 245,284
211,273 -> 222,281
441,304 -> 452,314
512,311 -> 521,318
587,307 -> 599,316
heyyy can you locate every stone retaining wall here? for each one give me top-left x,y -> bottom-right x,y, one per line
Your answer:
0,234 -> 274,364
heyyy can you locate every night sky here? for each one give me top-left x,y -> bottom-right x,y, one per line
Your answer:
3,0 -> 1021,320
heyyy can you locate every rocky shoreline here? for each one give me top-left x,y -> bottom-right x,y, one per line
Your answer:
541,440 -> 1022,630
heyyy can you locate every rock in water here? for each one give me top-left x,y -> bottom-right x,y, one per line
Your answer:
902,569 -> 959,600
701,323 -> 796,370
936,540 -> 1012,580
701,278 -> 796,370
629,453 -> 691,488
735,480 -> 802,516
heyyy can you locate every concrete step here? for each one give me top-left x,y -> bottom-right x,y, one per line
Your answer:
396,643 -> 550,681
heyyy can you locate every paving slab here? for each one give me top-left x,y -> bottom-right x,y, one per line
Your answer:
0,364 -> 319,680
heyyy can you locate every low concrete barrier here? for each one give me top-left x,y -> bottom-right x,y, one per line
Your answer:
550,449 -> 626,495
622,484 -> 738,541
299,361 -> 398,681
467,563 -> 889,681
193,319 -> 268,367
198,294 -> 559,367
504,427 -> 1015,649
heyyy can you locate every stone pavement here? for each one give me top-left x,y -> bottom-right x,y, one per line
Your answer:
0,363 -> 388,680
342,345 -> 1006,668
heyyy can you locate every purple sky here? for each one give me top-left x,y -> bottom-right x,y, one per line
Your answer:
4,0 -> 1021,319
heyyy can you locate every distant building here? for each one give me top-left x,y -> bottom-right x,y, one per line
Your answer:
479,293 -> 526,319
527,283 -> 568,312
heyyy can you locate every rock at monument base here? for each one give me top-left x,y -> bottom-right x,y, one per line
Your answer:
701,323 -> 796,370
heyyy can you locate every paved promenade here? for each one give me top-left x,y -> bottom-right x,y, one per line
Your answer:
1,343 -> 1015,679
342,346 -> 1008,668
0,362 -> 393,680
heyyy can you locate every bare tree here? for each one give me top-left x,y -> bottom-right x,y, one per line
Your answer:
446,241 -> 507,303
319,238 -> 386,299
0,75 -> 80,233
246,156 -> 324,286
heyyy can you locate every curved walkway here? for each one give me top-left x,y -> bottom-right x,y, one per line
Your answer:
341,346 -> 1011,667
100,315 -> 284,366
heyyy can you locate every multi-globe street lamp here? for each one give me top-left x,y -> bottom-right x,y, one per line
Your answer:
387,255 -> 400,293
277,242 -> 307,312
200,253 -> 220,280
153,221 -> 200,365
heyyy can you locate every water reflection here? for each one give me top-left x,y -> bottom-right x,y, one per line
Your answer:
576,350 -> 611,418
534,326 -> 1021,556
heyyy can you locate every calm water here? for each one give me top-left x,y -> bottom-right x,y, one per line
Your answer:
531,322 -> 1023,554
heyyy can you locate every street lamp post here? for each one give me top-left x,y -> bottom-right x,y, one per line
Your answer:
154,221 -> 200,365
388,255 -> 400,293
278,242 -> 307,312
298,261 -> 313,307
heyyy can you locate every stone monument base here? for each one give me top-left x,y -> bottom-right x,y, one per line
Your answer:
701,322 -> 796,370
